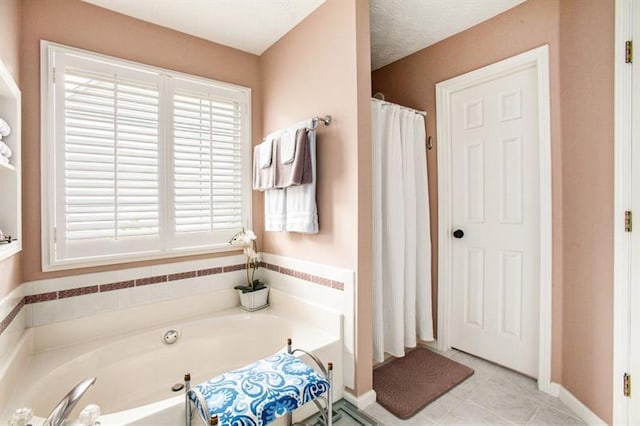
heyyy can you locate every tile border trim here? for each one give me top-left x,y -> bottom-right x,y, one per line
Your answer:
0,260 -> 344,336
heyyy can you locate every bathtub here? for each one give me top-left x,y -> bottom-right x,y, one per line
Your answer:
0,290 -> 343,425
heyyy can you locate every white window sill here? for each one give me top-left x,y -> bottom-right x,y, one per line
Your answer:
42,244 -> 243,272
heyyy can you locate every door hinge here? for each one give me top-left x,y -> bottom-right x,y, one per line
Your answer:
625,211 -> 632,232
626,40 -> 633,64
52,68 -> 56,83
624,373 -> 631,397
53,227 -> 57,243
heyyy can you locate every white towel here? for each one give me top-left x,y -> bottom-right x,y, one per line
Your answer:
259,137 -> 274,168
0,118 -> 11,138
285,119 -> 318,233
0,141 -> 12,159
279,126 -> 298,164
253,142 -> 276,191
0,155 -> 9,166
264,189 -> 287,231
263,119 -> 318,233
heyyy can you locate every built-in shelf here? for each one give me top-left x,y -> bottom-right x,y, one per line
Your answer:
0,59 -> 21,262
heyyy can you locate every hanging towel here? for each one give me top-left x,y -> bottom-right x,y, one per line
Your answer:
0,141 -> 12,159
264,188 -> 287,231
252,139 -> 276,191
259,137 -> 274,168
275,128 -> 312,188
0,118 -> 11,137
279,126 -> 297,164
285,119 -> 318,233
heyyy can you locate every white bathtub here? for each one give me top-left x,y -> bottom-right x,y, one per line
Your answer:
0,290 -> 343,425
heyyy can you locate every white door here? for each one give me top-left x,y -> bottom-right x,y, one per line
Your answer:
450,64 -> 540,377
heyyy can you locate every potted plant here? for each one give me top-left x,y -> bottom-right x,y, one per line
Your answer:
229,228 -> 269,311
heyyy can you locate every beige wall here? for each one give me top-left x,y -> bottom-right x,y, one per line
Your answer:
559,1 -> 614,422
0,0 -> 22,299
371,0 -> 563,381
20,0 -> 262,282
354,0 -> 373,395
259,0 -> 373,394
372,0 -> 615,422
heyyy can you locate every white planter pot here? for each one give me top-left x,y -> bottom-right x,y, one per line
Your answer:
237,287 -> 269,311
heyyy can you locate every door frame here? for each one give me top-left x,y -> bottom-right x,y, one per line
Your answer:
435,45 -> 553,393
613,0 -> 635,423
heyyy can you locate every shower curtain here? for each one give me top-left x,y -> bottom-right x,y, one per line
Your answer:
372,100 -> 433,363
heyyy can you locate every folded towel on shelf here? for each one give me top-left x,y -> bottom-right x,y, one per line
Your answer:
279,126 -> 298,164
0,118 -> 11,137
0,141 -> 12,159
0,155 -> 9,166
275,128 -> 312,188
252,140 -> 276,191
258,137 -> 274,168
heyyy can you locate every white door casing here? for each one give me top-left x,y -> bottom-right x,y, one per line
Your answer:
614,0 -> 640,423
450,65 -> 539,377
436,46 -> 553,391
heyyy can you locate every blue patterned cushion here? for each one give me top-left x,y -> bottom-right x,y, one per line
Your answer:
191,352 -> 330,426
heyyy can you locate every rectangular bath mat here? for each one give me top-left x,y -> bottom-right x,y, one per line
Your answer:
373,348 -> 474,419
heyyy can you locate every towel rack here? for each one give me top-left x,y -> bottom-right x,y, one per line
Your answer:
310,115 -> 332,130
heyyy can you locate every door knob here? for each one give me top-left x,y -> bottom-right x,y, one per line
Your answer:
453,229 -> 464,239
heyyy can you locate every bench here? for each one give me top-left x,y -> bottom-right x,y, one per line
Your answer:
185,339 -> 333,426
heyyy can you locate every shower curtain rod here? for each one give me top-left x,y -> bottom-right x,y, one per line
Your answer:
371,97 -> 427,117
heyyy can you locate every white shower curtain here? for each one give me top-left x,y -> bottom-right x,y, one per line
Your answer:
372,100 -> 433,363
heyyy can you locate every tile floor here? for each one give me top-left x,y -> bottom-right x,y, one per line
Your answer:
362,348 -> 586,425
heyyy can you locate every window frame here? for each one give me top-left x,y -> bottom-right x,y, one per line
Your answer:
40,41 -> 252,271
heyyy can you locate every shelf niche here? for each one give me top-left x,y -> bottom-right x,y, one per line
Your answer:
0,59 -> 21,262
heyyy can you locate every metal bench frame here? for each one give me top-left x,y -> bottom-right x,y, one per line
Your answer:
185,338 -> 333,426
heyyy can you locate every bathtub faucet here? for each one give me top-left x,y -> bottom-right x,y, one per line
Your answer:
42,377 -> 96,426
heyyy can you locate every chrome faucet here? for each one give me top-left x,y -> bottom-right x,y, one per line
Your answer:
42,377 -> 96,426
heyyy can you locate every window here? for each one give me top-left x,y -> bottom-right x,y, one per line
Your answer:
41,42 -> 251,270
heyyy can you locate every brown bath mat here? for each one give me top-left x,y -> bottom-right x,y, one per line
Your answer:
373,348 -> 474,419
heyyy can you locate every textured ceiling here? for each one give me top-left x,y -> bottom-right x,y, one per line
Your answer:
82,0 -> 525,68
370,0 -> 527,70
82,0 -> 326,55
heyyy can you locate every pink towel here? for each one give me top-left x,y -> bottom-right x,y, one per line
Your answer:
274,128 -> 312,188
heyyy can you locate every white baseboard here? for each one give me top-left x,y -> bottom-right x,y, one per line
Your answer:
546,381 -> 561,397
555,384 -> 606,425
343,389 -> 376,409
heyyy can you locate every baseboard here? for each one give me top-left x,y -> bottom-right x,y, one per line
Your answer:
556,385 -> 606,425
343,389 -> 376,409
544,381 -> 561,397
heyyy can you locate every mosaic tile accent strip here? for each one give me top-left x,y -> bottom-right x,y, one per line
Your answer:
0,297 -> 25,335
25,292 -> 58,304
197,267 -> 223,276
59,285 -> 99,299
100,280 -> 135,292
169,271 -> 196,281
267,263 -> 344,291
0,259 -> 344,337
135,275 -> 168,286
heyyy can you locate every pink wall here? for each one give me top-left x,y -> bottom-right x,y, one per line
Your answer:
372,0 -> 615,421
259,0 -> 373,394
371,0 -> 563,381
0,0 -> 22,299
559,1 -> 614,421
20,0 -> 263,282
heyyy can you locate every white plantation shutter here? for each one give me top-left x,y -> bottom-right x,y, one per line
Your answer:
43,43 -> 250,269
170,79 -> 244,247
